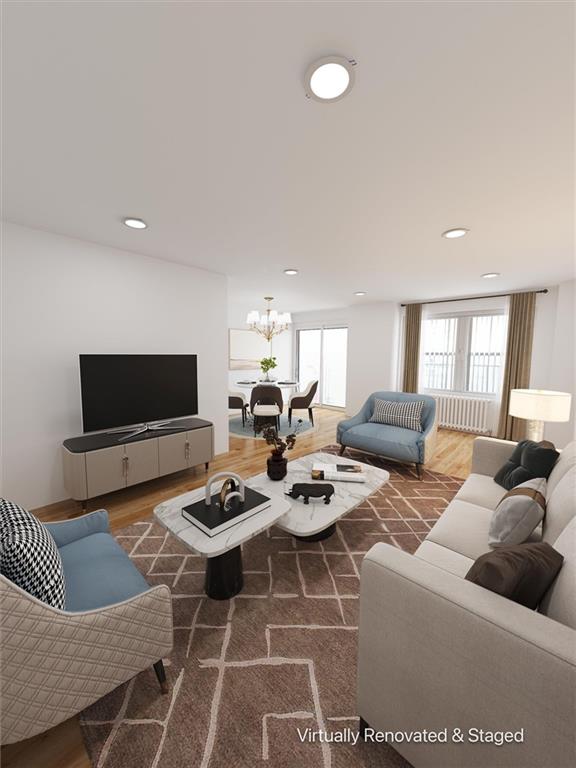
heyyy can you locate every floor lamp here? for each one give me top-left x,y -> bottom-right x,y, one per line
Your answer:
508,389 -> 572,441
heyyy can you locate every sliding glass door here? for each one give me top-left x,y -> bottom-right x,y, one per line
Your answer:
297,327 -> 348,408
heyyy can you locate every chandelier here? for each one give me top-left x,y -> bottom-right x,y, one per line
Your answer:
246,297 -> 292,342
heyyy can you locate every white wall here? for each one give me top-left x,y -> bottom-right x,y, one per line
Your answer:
538,280 -> 575,446
292,302 -> 400,416
1,222 -> 229,509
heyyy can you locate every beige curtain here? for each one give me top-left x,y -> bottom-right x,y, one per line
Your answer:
497,291 -> 536,440
402,303 -> 422,393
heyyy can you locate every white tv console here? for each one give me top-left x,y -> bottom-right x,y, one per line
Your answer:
62,417 -> 213,510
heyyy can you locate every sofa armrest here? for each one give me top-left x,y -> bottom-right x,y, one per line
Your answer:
470,436 -> 516,477
337,403 -> 371,441
44,509 -> 109,547
0,576 -> 173,744
358,544 -> 576,768
417,416 -> 438,464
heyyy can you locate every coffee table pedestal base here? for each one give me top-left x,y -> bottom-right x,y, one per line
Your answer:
293,523 -> 336,542
205,546 -> 243,599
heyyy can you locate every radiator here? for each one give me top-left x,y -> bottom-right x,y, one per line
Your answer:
433,394 -> 492,434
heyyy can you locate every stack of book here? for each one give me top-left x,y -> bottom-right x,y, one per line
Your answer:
311,462 -> 366,483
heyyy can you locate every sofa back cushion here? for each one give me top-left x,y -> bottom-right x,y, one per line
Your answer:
546,441 -> 576,498
542,466 -> 576,545
0,499 -> 66,609
539,518 -> 575,628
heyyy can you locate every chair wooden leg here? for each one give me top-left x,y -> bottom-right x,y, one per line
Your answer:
288,408 -> 292,427
153,660 -> 169,694
241,408 -> 245,427
308,408 -> 314,426
416,463 -> 423,480
338,444 -> 346,456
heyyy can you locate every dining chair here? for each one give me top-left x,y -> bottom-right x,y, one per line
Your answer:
228,391 -> 249,427
250,385 -> 283,434
288,380 -> 319,426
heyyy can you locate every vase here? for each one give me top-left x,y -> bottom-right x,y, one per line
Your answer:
267,454 -> 287,481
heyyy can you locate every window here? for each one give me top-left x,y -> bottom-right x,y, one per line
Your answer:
297,327 -> 348,408
421,312 -> 507,395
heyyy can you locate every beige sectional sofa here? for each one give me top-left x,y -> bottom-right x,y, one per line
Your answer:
358,437 -> 576,768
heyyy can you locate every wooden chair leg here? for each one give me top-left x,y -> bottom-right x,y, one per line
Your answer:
153,660 -> 169,694
308,407 -> 314,426
338,444 -> 346,456
288,408 -> 292,427
241,408 -> 245,427
416,463 -> 423,480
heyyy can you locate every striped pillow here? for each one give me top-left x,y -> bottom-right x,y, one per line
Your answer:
369,398 -> 425,432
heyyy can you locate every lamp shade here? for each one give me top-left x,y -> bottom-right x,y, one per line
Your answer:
509,389 -> 572,423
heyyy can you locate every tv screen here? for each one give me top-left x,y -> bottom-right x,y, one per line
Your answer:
79,354 -> 198,433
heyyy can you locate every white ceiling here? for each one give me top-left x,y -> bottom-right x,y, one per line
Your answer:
3,1 -> 574,312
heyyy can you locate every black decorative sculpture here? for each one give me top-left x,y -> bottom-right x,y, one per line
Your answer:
286,483 -> 334,505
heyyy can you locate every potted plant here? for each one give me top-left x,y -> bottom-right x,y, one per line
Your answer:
256,423 -> 298,480
259,356 -> 277,382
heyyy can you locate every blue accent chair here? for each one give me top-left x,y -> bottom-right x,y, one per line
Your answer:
0,509 -> 173,745
337,391 -> 437,479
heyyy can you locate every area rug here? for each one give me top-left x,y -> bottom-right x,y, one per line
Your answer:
80,447 -> 463,768
229,412 -> 315,439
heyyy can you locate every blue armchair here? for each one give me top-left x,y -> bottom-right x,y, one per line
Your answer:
0,509 -> 173,745
337,391 -> 437,478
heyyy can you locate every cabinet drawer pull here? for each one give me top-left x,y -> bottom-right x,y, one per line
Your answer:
185,441 -> 190,460
122,455 -> 129,477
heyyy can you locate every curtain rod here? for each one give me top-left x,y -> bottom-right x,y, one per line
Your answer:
401,289 -> 548,307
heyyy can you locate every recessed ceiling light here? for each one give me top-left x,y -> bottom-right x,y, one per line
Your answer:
442,228 -> 468,239
305,56 -> 356,102
354,291 -> 367,296
123,217 -> 147,229
284,269 -> 299,276
482,272 -> 500,279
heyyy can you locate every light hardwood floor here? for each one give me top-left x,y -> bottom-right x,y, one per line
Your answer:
2,409 -> 475,768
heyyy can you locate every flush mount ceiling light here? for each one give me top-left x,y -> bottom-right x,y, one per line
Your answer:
442,228 -> 469,239
482,272 -> 500,279
123,217 -> 147,229
305,56 -> 356,102
284,268 -> 299,276
354,291 -> 367,296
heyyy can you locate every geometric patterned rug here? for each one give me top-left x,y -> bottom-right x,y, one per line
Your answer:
80,447 -> 463,768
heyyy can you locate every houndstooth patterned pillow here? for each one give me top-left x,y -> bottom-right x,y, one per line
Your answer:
369,398 -> 425,432
0,498 -> 66,609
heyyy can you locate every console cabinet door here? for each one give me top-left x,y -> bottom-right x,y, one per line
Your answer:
186,427 -> 213,468
158,432 -> 188,476
125,440 -> 159,487
85,445 -> 126,498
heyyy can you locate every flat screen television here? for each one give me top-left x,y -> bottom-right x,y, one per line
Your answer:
79,354 -> 198,433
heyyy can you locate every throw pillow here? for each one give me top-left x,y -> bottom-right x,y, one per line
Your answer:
0,498 -> 66,609
489,477 -> 547,547
494,439 -> 559,490
369,398 -> 425,432
465,542 -> 563,609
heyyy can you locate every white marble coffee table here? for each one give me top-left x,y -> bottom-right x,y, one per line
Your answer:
261,451 -> 389,540
153,451 -> 388,599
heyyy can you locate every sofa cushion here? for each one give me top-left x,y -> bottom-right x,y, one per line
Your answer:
542,466 -> 576,545
60,532 -> 151,611
0,499 -> 66,609
465,542 -> 564,609
539,518 -> 575,628
454,473 -> 507,511
415,540 -> 474,578
340,422 -> 421,463
425,499 -> 495,560
546,441 -> 576,499
494,440 -> 559,490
